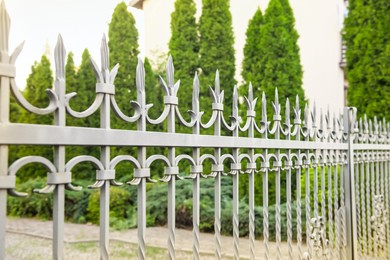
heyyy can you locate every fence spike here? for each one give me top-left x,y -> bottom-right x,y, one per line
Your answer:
100,34 -> 109,72
326,106 -> 330,129
233,85 -> 238,117
192,72 -> 200,113
304,103 -> 309,127
333,112 -> 337,132
272,87 -> 280,116
136,57 -> 145,105
262,92 -> 267,122
285,98 -> 290,125
0,0 -> 10,52
293,95 -> 301,122
215,70 -> 220,96
54,34 -> 66,80
374,116 -> 379,134
359,118 -> 363,135
311,101 -> 317,126
363,114 -> 368,134
166,55 -> 174,89
320,109 -> 324,131
248,82 -> 254,102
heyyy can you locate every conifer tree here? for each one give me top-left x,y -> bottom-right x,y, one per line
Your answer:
199,0 -> 236,118
169,0 -> 199,121
257,0 -> 305,115
345,0 -> 390,119
108,2 -> 139,127
17,55 -> 54,180
241,8 -> 263,96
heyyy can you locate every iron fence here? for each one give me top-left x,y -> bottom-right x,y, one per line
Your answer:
0,2 -> 389,259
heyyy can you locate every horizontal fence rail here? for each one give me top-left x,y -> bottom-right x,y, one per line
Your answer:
0,2 -> 389,260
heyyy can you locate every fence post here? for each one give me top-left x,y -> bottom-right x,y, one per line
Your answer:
343,107 -> 358,259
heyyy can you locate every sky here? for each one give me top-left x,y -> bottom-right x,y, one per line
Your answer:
4,0 -> 145,88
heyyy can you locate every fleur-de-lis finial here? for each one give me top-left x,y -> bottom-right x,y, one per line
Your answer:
0,0 -> 10,53
54,34 -> 66,81
243,83 -> 258,112
319,109 -> 324,131
293,95 -> 301,123
192,72 -> 200,113
209,70 -> 224,104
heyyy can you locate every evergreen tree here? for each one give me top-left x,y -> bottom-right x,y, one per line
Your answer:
345,0 -> 390,119
199,0 -> 236,118
241,8 -> 263,96
108,2 -> 139,128
252,0 -> 304,206
66,50 -> 99,181
169,0 -> 199,122
257,0 -> 305,115
17,55 -> 54,181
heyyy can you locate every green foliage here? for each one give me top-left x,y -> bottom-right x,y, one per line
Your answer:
345,0 -> 390,119
169,0 -> 199,124
87,186 -> 135,230
257,0 -> 305,115
14,55 -> 54,181
7,178 -> 53,219
199,0 -> 236,118
108,2 -> 139,123
108,2 -> 140,178
241,8 -> 263,96
65,50 -> 99,182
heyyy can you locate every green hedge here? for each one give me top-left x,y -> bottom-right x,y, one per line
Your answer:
8,176 -> 310,240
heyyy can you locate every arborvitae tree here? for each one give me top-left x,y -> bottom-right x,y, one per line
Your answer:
17,55 -> 54,181
65,50 -> 99,181
108,2 -> 139,128
253,0 -> 304,206
199,0 -> 236,118
73,49 -> 98,128
168,0 -> 199,123
258,0 -> 305,115
242,8 -> 263,92
345,0 -> 390,119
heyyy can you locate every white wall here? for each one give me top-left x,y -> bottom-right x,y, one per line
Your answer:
139,0 -> 345,113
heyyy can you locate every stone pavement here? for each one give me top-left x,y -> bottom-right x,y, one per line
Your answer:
6,218 -> 303,259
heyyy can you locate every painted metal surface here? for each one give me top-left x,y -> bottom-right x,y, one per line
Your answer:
0,2 -> 390,260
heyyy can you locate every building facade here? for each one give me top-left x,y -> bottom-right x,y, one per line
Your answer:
130,0 -> 347,112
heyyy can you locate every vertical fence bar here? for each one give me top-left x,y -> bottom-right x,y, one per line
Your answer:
386,151 -> 390,259
261,93 -> 269,260
334,154 -> 341,259
232,86 -> 239,260
294,96 -> 302,260
53,38 -> 67,259
328,156 -> 334,259
0,10 -> 10,256
285,99 -> 293,260
246,84 -> 255,260
360,159 -> 367,259
192,74 -> 201,260
343,107 -> 358,260
354,159 -> 361,257
274,91 -> 282,260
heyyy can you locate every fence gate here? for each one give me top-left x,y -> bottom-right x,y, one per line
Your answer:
0,1 -> 389,260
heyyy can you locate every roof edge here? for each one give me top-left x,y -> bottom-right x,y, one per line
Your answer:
129,0 -> 144,9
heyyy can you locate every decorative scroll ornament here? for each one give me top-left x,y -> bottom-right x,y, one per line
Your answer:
371,195 -> 388,251
303,216 -> 329,259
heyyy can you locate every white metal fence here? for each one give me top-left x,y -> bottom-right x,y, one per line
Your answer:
0,2 -> 389,259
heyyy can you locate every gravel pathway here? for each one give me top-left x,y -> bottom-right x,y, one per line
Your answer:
6,218 -> 306,259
